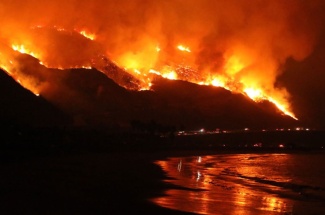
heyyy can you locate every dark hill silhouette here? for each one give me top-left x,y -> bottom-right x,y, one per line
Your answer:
1,54 -> 298,130
40,67 -> 297,130
0,69 -> 71,127
142,77 -> 297,129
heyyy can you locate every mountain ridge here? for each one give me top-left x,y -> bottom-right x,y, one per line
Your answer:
0,54 -> 298,130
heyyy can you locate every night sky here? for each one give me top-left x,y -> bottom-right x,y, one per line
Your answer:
278,27 -> 325,128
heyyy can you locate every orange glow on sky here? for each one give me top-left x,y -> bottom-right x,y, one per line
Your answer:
1,0 -> 324,120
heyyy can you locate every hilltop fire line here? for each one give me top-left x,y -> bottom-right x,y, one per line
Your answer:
1,36 -> 297,120
1,1 -> 324,121
0,26 -> 301,120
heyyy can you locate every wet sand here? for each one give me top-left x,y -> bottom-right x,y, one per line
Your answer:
153,152 -> 325,215
0,150 -> 198,215
1,129 -> 324,214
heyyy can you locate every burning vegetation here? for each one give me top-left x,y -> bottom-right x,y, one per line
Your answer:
1,0 -> 324,120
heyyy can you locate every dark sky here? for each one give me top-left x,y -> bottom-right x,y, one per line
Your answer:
278,28 -> 325,128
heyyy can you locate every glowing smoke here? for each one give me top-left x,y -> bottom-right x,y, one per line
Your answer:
0,0 -> 324,118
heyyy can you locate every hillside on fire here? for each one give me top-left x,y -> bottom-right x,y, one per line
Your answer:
1,1 -> 325,130
0,54 -> 297,130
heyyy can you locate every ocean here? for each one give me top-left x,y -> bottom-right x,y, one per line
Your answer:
152,151 -> 325,215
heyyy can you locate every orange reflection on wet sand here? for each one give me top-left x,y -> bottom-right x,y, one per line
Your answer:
152,154 -> 306,214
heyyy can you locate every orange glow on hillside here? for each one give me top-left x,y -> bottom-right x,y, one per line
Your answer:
244,88 -> 265,101
162,70 -> 177,80
12,44 -> 40,59
78,30 -> 96,40
5,39 -> 299,119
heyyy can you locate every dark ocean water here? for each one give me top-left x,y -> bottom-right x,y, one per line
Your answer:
152,152 -> 325,215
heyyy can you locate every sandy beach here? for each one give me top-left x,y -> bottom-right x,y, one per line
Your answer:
0,150 -> 198,215
1,130 -> 324,215
152,151 -> 325,215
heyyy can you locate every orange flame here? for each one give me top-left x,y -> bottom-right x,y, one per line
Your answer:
177,45 -> 191,53
6,40 -> 298,119
77,30 -> 96,41
12,44 -> 40,59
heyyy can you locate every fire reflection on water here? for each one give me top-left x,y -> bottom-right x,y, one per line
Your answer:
152,153 -> 325,215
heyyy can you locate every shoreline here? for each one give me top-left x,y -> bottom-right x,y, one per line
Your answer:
0,150 -> 200,215
2,149 -> 324,214
1,129 -> 325,214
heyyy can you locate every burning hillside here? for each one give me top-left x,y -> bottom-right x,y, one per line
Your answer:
1,0 -> 325,121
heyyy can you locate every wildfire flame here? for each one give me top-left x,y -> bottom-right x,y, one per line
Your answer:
78,30 -> 96,41
1,31 -> 299,120
177,45 -> 191,53
1,32 -> 299,119
1,0 -> 323,120
12,44 -> 39,59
